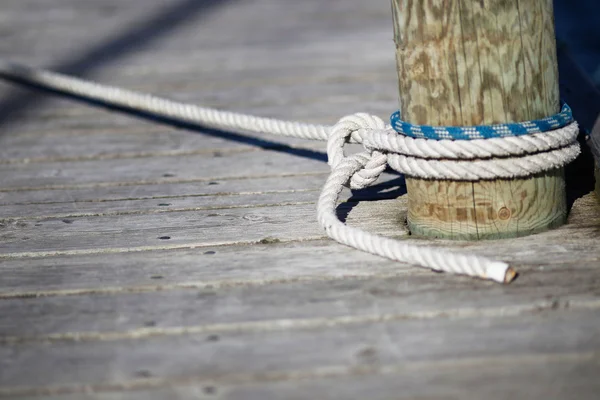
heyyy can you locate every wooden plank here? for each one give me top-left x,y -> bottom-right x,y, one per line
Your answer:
0,240 -> 423,297
13,354 -> 600,400
2,192 -> 598,258
0,173 -> 333,205
0,198 -> 408,257
0,150 -> 330,190
1,271 -> 599,340
0,121 -> 328,164
0,310 -> 598,394
0,172 -> 397,219
0,189 -> 320,220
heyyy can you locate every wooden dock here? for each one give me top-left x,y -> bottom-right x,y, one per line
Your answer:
1,0 -> 599,398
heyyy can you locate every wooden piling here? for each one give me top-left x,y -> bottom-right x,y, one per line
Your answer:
391,0 -> 566,239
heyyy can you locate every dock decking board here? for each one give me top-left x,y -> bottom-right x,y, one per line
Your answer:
2,311 -> 599,392
1,274 -> 599,340
9,357 -> 598,400
1,0 -> 599,398
0,150 -> 330,189
0,174 -> 331,205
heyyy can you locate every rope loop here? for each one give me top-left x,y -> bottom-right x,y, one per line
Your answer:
327,113 -> 388,189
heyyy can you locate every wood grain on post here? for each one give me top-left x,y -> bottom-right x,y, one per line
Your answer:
391,0 -> 565,239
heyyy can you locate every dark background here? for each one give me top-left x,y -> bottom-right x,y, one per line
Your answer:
555,0 -> 600,133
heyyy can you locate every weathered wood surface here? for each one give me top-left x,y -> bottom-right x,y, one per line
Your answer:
1,0 -> 600,399
392,0 -> 567,239
1,311 -> 599,394
11,355 -> 599,400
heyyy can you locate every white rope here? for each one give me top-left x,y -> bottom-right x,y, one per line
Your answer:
0,61 -> 330,142
388,142 -> 580,180
0,61 -> 581,283
317,153 -> 511,283
364,123 -> 579,159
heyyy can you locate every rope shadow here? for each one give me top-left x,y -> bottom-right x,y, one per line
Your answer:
336,176 -> 407,223
0,75 -> 329,163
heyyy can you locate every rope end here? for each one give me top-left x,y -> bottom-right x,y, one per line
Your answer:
503,267 -> 518,284
487,262 -> 517,284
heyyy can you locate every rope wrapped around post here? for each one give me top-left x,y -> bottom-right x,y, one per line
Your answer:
320,112 -> 578,283
0,61 -> 580,283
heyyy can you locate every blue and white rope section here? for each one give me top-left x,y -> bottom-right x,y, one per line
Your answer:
391,103 -> 573,140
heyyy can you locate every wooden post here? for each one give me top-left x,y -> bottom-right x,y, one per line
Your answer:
391,0 -> 565,239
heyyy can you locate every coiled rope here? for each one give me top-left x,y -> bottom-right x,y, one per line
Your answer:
0,61 -> 581,283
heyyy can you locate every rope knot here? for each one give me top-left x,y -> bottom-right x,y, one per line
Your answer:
326,113 -> 388,189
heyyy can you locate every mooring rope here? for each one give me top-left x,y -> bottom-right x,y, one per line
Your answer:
0,61 -> 581,283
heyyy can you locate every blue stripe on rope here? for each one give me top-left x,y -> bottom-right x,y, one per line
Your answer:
390,103 -> 573,140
